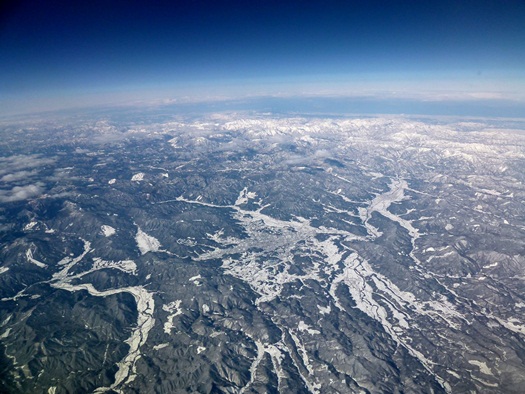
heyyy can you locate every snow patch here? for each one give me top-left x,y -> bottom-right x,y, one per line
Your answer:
162,300 -> 183,334
135,227 -> 161,255
189,274 -> 202,286
0,328 -> 11,339
468,360 -> 493,375
317,305 -> 331,315
235,187 -> 257,206
24,221 -> 37,231
239,340 -> 266,394
298,321 -> 320,335
26,249 -> 47,268
92,258 -> 137,275
101,225 -> 116,237
131,173 -> 145,181
48,239 -> 155,394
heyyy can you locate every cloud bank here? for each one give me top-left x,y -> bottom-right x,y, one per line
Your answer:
0,183 -> 44,203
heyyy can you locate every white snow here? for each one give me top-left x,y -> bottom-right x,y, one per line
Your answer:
26,249 -> 47,268
44,239 -> 155,394
197,346 -> 206,354
317,305 -> 331,315
101,225 -> 116,237
266,344 -> 286,389
52,239 -> 92,281
288,331 -> 321,392
298,321 -> 320,335
135,227 -> 161,255
358,179 -> 414,239
239,340 -> 266,394
92,258 -> 137,275
168,137 -> 180,148
234,187 -> 257,206
0,328 -> 11,339
178,179 -> 466,393
162,300 -> 183,334
177,237 -> 197,246
491,315 -> 525,335
468,360 -> 493,376
24,221 -> 37,231
131,172 -> 145,181
189,274 -> 202,286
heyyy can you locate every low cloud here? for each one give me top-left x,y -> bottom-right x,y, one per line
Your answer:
313,149 -> 331,158
0,155 -> 55,177
1,170 -> 38,182
0,183 -> 44,203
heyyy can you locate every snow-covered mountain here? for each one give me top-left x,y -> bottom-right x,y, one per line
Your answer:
1,110 -> 525,393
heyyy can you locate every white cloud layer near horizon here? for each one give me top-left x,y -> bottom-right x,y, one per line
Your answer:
1,71 -> 524,117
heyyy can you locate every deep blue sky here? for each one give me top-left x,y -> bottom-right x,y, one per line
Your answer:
1,0 -> 524,115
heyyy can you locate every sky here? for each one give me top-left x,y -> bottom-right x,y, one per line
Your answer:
0,0 -> 524,115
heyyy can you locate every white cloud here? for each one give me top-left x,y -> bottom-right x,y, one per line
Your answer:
1,170 -> 38,182
0,183 -> 44,202
0,155 -> 55,177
